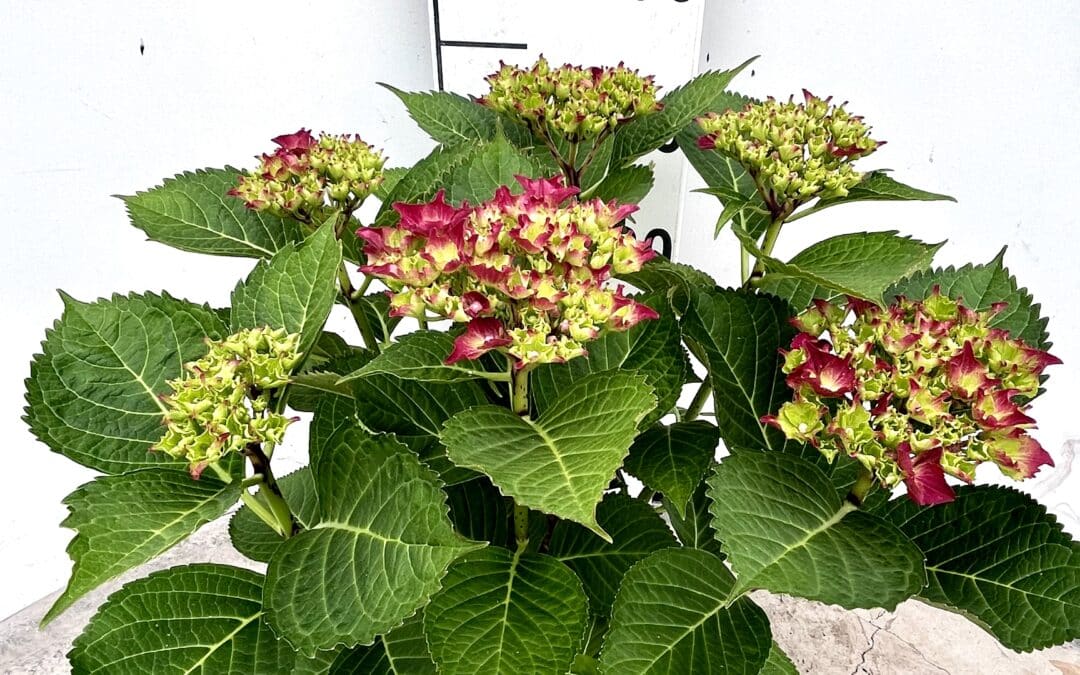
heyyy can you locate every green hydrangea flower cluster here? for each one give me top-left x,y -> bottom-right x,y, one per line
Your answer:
152,327 -> 302,477
229,128 -> 385,222
697,91 -> 880,216
765,292 -> 1060,505
478,57 -> 662,141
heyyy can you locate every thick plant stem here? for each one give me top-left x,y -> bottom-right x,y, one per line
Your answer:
847,466 -> 876,507
750,218 -> 785,279
684,376 -> 713,422
510,361 -> 531,546
338,264 -> 379,350
243,443 -> 298,537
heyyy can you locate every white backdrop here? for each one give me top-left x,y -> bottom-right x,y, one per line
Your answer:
1,1 -> 1077,620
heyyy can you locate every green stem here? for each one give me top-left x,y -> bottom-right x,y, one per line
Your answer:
338,264 -> 379,350
509,361 -> 532,546
847,467 -> 875,507
740,245 -> 751,285
684,376 -> 713,422
243,443 -> 297,537
749,217 -> 785,280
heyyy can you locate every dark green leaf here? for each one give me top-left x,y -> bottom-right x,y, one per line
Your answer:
760,641 -> 798,675
590,164 -> 655,204
665,478 -> 725,558
791,170 -> 956,221
600,548 -> 772,674
340,331 -> 503,383
549,493 -> 677,615
624,421 -> 720,518
444,477 -> 511,547
373,167 -> 410,202
681,288 -> 795,452
328,614 -> 436,674
374,144 -> 481,226
424,548 -> 588,675
120,167 -> 304,258
874,485 -> 1080,652
446,134 -> 543,205
619,256 -> 718,314
24,291 -> 227,474
707,452 -> 925,608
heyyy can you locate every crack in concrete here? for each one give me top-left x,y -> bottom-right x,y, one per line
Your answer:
851,610 -> 953,675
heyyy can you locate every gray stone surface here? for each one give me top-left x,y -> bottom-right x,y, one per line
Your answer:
1,517 -> 1077,674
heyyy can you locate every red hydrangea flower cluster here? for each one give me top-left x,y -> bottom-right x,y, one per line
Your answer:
228,129 -> 385,222
356,176 -> 658,369
763,291 -> 1060,505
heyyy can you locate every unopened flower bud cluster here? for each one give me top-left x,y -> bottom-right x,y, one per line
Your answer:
764,291 -> 1060,505
479,57 -> 662,141
697,91 -> 880,214
357,175 -> 658,369
229,129 -> 386,222
153,327 -> 302,477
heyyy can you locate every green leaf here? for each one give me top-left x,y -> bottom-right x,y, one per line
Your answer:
681,288 -> 795,452
70,563 -> 321,674
120,167 -> 305,258
707,452 -> 925,608
611,60 -> 755,167
531,293 -> 686,427
874,485 -> 1080,652
760,641 -> 798,675
446,134 -> 543,205
373,167 -> 410,202
590,164 -> 655,204
230,218 -> 342,359
374,143 -> 481,225
381,85 -> 498,146
753,231 -> 943,307
600,548 -> 772,674
619,256 -> 718,314
441,372 -> 654,540
444,477 -> 511,547
24,291 -> 227,474
624,421 -> 720,519
665,478 -> 725,558
549,493 -> 677,615
888,248 -> 1050,350
790,170 -> 956,221
44,470 -> 239,625
264,427 -> 482,655
328,614 -> 436,674
229,467 -> 319,563
340,331 -> 503,383
424,547 -> 588,675
354,292 -> 403,343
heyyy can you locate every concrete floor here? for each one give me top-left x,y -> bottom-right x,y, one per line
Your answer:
1,519 -> 1077,674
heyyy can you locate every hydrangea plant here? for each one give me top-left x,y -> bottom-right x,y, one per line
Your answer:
23,55 -> 1078,674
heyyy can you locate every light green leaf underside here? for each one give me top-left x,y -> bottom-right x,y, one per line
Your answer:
600,548 -> 772,674
624,421 -> 720,519
549,493 -> 677,615
264,427 -> 481,655
707,452 -> 925,608
69,563 -> 320,674
328,614 -> 436,674
424,547 -> 588,674
230,218 -> 342,360
681,288 -> 795,452
45,469 -> 239,626
381,85 -> 498,146
340,331 -> 501,383
753,231 -> 942,307
24,291 -> 227,474
441,372 -> 655,540
531,293 -> 686,428
229,467 -> 320,563
121,167 -> 305,258
887,248 -> 1050,350
793,170 -> 956,221
876,485 -> 1080,652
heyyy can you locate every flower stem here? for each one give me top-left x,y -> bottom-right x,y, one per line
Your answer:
243,442 -> 298,538
684,376 -> 713,422
749,216 -> 786,281
509,361 -> 532,546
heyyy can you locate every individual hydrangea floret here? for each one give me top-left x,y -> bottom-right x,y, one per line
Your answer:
228,128 -> 386,222
152,327 -> 302,478
479,56 -> 662,141
697,90 -> 881,217
356,175 -> 659,369
762,290 -> 1061,506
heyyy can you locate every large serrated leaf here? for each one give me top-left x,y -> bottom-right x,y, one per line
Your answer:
69,563 -> 321,674
707,452 -> 925,608
753,231 -> 943,307
665,478 -> 725,558
229,467 -> 320,563
610,60 -> 754,167
442,372 -> 654,540
120,167 -> 305,258
44,470 -> 240,625
328,614 -> 436,674
624,421 -> 720,518
681,288 -> 795,452
446,133 -> 543,205
874,485 -> 1080,651
590,164 -> 655,204
443,477 -> 511,547
549,493 -> 677,615
374,144 -> 481,225
888,248 -> 1050,350
619,256 -> 719,313
424,547 -> 589,674
24,291 -> 227,474
600,548 -> 772,674
230,218 -> 342,359
340,331 -> 503,383
381,84 -> 498,146
789,170 -> 956,222
264,427 -> 482,655
531,293 -> 686,428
